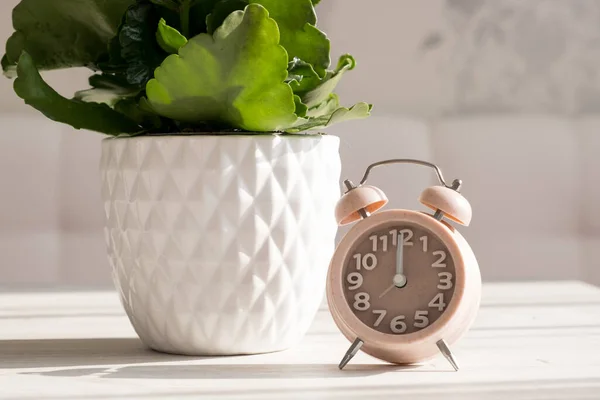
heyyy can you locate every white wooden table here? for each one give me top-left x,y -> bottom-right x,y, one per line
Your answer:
1,282 -> 599,400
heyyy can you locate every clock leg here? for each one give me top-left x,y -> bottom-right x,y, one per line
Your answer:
436,339 -> 460,371
338,338 -> 364,370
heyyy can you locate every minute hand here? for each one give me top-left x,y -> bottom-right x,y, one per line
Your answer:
394,232 -> 407,288
397,233 -> 404,274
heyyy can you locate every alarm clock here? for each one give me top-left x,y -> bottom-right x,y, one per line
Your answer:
326,159 -> 481,371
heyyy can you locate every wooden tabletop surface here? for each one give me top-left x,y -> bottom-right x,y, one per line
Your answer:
1,281 -> 599,400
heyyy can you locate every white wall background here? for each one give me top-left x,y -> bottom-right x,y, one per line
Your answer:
0,0 -> 599,287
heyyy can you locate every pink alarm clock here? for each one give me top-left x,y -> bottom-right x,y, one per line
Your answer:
327,159 -> 482,370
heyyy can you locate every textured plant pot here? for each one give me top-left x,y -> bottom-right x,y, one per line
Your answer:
100,134 -> 341,355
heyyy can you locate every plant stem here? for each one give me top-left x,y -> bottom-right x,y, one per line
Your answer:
180,0 -> 191,37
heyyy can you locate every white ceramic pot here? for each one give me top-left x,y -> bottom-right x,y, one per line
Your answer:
100,135 -> 341,355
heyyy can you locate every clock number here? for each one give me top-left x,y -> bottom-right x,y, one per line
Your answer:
420,235 -> 428,252
380,235 -> 388,252
353,292 -> 371,311
438,272 -> 453,290
372,310 -> 387,327
432,250 -> 447,268
428,293 -> 446,311
390,230 -> 398,245
414,310 -> 429,329
399,229 -> 413,246
369,235 -> 377,252
390,229 -> 413,246
369,235 -> 388,252
390,315 -> 407,333
346,272 -> 363,290
353,253 -> 378,271
353,253 -> 360,269
363,254 -> 377,270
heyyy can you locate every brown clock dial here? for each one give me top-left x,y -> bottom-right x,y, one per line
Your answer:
342,222 -> 456,335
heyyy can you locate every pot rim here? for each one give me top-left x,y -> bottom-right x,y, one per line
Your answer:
104,133 -> 333,141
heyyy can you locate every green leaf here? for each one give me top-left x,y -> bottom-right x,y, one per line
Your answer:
119,3 -> 168,87
150,0 -> 180,10
100,23 -> 128,73
88,73 -> 139,91
206,0 -> 249,34
115,97 -> 164,130
286,102 -> 372,133
288,54 -> 356,99
75,74 -> 140,105
146,4 -> 297,132
207,0 -> 330,73
312,0 -> 321,4
2,55 -> 16,78
178,0 -> 193,37
14,52 -> 141,135
294,95 -> 308,117
287,57 -> 321,94
1,54 -> 9,71
302,54 -> 355,108
188,0 -> 221,36
157,18 -> 188,53
147,0 -> 213,38
306,93 -> 340,118
3,0 -> 134,72
253,0 -> 330,74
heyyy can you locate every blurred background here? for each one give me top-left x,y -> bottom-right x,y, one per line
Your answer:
0,0 -> 598,287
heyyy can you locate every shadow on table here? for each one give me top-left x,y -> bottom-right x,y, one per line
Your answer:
5,338 -> 442,379
0,338 -> 200,368
22,363 -> 419,379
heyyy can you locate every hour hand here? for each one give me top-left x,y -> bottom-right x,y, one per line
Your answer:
379,283 -> 395,299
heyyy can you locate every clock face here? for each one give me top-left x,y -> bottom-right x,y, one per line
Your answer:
342,222 -> 456,335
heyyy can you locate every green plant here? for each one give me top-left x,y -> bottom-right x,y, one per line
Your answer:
2,0 -> 371,135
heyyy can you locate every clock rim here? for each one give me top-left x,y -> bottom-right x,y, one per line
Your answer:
327,209 -> 468,349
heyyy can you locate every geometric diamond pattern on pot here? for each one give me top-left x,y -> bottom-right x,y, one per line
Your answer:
100,135 -> 341,355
